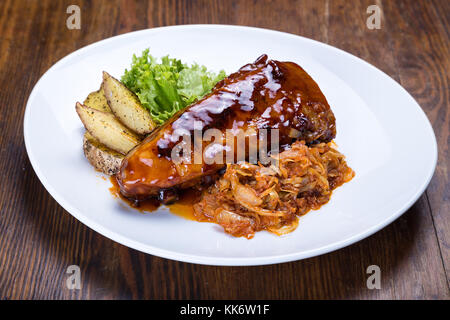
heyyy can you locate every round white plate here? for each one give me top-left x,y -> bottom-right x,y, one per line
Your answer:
24,25 -> 437,266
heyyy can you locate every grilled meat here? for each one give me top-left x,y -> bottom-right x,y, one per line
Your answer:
117,54 -> 336,200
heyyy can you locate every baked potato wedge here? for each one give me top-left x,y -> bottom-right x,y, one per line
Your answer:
83,84 -> 111,113
103,71 -> 156,135
76,102 -> 141,155
83,131 -> 124,175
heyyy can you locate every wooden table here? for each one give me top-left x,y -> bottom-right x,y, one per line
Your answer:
0,0 -> 448,300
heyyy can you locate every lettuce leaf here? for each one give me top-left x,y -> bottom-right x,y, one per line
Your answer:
121,49 -> 226,124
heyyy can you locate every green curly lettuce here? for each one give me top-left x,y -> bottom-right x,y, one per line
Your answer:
121,49 -> 226,124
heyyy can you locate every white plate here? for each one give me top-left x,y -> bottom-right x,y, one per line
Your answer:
24,25 -> 437,266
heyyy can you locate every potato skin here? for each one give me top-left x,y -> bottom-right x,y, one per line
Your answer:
83,132 -> 124,175
76,102 -> 141,155
103,71 -> 156,135
83,85 -> 111,113
78,73 -> 157,173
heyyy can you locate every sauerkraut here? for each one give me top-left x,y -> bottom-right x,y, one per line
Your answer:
193,141 -> 354,238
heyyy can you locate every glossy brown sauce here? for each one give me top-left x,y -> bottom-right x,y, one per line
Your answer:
117,54 -> 336,200
166,188 -> 203,221
109,176 -> 160,212
109,176 -> 200,221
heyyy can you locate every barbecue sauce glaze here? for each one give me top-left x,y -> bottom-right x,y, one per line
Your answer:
117,54 -> 336,200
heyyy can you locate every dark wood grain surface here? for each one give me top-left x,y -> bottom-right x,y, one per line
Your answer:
0,0 -> 448,300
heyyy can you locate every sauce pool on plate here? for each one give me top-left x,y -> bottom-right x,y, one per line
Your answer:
109,176 -> 201,221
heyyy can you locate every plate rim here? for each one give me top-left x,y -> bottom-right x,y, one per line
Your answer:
23,24 -> 438,266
